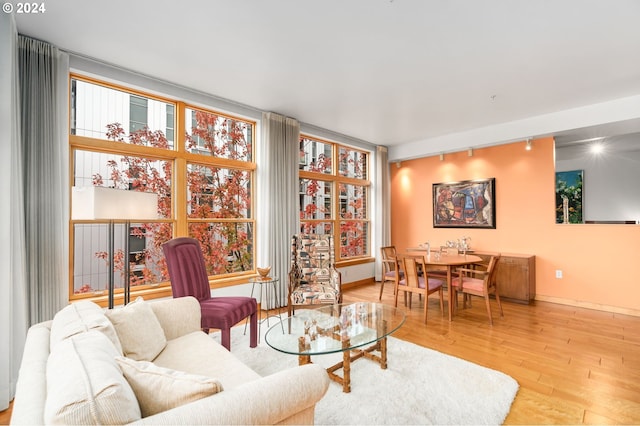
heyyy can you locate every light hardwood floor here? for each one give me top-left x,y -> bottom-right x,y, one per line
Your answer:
2,283 -> 638,425
344,283 -> 640,424
0,405 -> 8,425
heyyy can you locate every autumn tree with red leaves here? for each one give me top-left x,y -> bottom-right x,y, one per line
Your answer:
87,110 -> 253,292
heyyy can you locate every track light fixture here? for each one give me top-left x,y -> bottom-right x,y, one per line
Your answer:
468,148 -> 473,157
525,139 -> 532,151
439,153 -> 444,161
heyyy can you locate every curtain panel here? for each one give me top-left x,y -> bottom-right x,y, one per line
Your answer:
18,35 -> 69,325
0,26 -> 69,410
375,145 -> 391,280
258,112 -> 299,307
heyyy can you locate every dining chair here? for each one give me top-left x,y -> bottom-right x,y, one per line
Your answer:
162,237 -> 258,351
450,254 -> 503,325
395,255 -> 445,324
379,246 -> 402,300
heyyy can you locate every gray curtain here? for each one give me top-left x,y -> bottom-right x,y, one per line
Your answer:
0,13 -> 28,412
18,35 -> 69,325
375,145 -> 391,281
0,31 -> 68,409
258,112 -> 299,307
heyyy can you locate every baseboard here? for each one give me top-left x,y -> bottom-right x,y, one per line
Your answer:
535,294 -> 640,317
342,277 -> 375,290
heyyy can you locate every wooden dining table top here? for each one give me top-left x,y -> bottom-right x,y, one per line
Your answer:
404,248 -> 482,265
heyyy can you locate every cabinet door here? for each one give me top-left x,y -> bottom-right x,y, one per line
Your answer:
495,257 -> 530,303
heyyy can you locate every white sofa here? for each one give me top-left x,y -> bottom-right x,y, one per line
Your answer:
10,296 -> 329,425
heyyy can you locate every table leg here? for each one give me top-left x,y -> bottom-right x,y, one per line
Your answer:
342,340 -> 351,393
298,336 -> 311,365
379,336 -> 388,369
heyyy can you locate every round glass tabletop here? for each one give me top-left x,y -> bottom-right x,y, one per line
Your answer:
265,302 -> 406,356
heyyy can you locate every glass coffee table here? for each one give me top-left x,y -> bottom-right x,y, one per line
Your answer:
265,302 -> 405,393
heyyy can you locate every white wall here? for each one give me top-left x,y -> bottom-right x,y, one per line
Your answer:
556,135 -> 640,222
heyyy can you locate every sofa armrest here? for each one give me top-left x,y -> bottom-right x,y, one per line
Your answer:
149,296 -> 202,340
131,363 -> 330,425
10,322 -> 52,425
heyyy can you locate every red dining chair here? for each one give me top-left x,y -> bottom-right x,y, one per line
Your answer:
162,237 -> 257,350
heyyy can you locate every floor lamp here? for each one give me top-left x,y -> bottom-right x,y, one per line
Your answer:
72,186 -> 158,309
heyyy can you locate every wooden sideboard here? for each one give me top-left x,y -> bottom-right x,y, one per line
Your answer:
472,251 -> 536,304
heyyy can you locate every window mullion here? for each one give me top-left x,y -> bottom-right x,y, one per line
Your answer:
174,102 -> 187,236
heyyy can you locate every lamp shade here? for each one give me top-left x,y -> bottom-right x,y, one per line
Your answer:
72,186 -> 158,220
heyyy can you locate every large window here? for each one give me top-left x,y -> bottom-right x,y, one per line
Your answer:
70,76 -> 256,303
299,135 -> 370,260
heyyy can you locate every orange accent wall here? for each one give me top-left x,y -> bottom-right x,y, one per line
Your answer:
390,137 -> 640,315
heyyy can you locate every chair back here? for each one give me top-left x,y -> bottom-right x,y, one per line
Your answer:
290,234 -> 335,283
380,245 -> 399,274
162,237 -> 212,302
485,254 -> 501,291
289,234 -> 341,307
401,255 -> 424,289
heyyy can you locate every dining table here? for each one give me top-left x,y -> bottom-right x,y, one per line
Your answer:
405,248 -> 482,321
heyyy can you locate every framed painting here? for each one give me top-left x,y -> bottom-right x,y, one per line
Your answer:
433,178 -> 496,228
555,169 -> 583,224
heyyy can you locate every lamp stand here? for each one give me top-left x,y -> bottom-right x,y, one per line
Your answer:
123,220 -> 131,305
108,221 -> 132,309
108,221 -> 115,309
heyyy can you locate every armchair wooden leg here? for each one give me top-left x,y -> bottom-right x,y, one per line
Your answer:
423,293 -> 428,324
495,290 -> 504,317
484,295 -> 493,326
249,311 -> 258,348
379,279 -> 385,300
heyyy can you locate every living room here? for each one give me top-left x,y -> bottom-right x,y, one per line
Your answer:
3,1 -> 640,424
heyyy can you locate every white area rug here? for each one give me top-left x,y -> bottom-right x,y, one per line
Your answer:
213,323 -> 519,425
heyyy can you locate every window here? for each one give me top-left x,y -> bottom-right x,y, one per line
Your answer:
299,135 -> 370,261
69,76 -> 256,302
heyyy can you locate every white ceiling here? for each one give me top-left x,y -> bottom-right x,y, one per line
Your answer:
14,0 -> 640,157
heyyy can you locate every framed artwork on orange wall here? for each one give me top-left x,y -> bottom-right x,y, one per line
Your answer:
433,178 -> 496,229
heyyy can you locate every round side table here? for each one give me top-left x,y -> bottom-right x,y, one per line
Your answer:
244,276 -> 284,341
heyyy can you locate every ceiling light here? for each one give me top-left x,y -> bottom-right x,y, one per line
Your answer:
468,148 -> 473,157
525,139 -> 532,151
591,143 -> 604,154
439,153 -> 444,161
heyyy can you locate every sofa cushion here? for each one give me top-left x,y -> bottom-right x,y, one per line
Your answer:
116,356 -> 223,417
49,300 -> 122,354
152,331 -> 261,390
106,296 -> 167,361
45,330 -> 141,425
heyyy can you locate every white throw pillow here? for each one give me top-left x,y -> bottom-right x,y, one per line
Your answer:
45,331 -> 141,425
116,356 -> 223,417
49,300 -> 123,354
106,297 -> 167,361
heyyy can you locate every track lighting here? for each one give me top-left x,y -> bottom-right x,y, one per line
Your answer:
525,139 -> 532,151
439,153 -> 444,161
468,148 -> 473,157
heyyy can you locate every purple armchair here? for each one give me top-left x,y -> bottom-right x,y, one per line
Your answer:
162,237 -> 257,351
